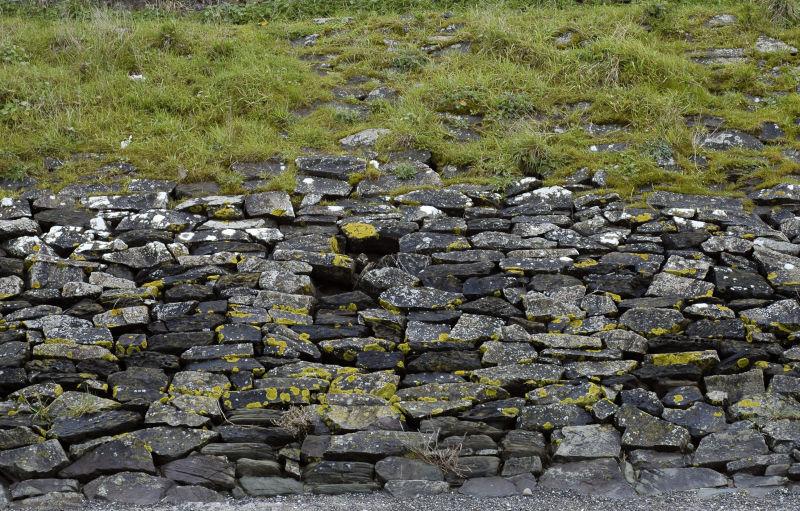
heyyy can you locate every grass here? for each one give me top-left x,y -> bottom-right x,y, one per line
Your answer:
1,0 -> 799,198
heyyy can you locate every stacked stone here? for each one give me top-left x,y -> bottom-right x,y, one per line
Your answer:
0,160 -> 799,506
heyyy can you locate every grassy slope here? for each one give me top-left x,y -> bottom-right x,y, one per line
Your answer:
1,0 -> 799,198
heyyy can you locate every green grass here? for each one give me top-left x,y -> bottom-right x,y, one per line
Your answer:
1,0 -> 799,197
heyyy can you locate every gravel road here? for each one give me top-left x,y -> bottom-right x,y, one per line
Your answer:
78,487 -> 800,511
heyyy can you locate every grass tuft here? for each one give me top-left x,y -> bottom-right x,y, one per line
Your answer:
760,0 -> 800,24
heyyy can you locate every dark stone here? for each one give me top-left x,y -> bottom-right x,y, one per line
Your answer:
82,472 -> 174,505
160,454 -> 236,489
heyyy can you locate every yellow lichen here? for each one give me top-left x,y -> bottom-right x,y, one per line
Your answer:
342,222 -> 379,240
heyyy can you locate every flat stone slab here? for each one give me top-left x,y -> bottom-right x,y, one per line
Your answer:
539,458 -> 636,498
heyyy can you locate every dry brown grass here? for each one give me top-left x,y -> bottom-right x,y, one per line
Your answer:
407,431 -> 469,477
273,405 -> 315,438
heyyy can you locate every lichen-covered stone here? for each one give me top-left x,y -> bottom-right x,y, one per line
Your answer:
59,436 -> 155,479
619,308 -> 686,336
379,286 -> 463,311
554,424 -> 622,461
693,427 -> 769,467
0,440 -> 69,479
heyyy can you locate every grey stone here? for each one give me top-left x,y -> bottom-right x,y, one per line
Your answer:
0,439 -> 69,479
554,424 -> 622,461
458,476 -> 518,497
375,456 -> 444,482
755,35 -> 798,54
701,130 -> 764,150
82,472 -> 174,505
10,478 -> 79,499
244,191 -> 295,219
162,485 -> 225,503
662,402 -> 727,438
161,454 -> 236,489
59,437 -> 155,479
383,479 -> 450,497
619,308 -> 686,336
539,458 -> 635,498
616,405 -> 690,452
637,467 -> 728,494
694,428 -> 769,467
339,128 -> 390,148
704,370 -> 765,403
238,476 -> 303,496
130,426 -> 218,461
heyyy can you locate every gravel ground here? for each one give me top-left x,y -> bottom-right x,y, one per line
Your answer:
79,488 -> 800,511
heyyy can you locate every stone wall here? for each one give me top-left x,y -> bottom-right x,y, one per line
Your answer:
0,163 -> 800,506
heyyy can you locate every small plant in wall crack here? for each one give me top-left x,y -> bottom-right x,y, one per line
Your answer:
273,405 -> 315,439
405,430 -> 469,478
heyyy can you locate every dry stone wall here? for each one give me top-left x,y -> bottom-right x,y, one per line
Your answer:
0,162 -> 800,506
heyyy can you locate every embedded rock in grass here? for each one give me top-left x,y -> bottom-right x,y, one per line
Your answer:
295,155 -> 366,180
690,48 -> 747,65
339,128 -> 390,148
295,176 -> 352,197
700,130 -> 764,151
755,35 -> 798,54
